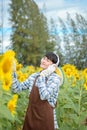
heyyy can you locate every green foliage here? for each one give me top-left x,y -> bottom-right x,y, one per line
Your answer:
12,91 -> 29,130
55,13 -> 87,69
0,82 -> 15,130
0,79 -> 28,130
9,0 -> 55,66
0,66 -> 87,129
56,76 -> 87,130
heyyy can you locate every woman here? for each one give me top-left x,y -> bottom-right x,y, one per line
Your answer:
12,52 -> 62,130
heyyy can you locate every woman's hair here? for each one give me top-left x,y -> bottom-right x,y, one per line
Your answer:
44,52 -> 59,66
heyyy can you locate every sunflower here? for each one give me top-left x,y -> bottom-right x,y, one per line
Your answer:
7,94 -> 18,115
1,50 -> 16,74
55,67 -> 64,86
2,73 -> 12,91
3,50 -> 15,58
1,57 -> 12,74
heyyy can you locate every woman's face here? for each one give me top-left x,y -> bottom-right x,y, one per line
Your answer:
40,56 -> 53,69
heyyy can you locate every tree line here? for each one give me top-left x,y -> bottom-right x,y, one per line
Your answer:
9,0 -> 87,69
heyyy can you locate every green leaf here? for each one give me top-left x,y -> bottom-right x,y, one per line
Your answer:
0,105 -> 14,121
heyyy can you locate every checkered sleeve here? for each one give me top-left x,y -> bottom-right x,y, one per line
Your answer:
37,74 -> 60,101
11,72 -> 37,93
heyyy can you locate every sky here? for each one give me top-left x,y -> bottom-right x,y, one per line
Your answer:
34,0 -> 87,20
0,0 -> 87,52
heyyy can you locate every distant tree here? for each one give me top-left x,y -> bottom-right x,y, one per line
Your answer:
9,0 -> 55,66
56,13 -> 87,69
49,18 -> 64,66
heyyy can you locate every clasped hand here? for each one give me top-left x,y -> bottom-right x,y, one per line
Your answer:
40,64 -> 57,77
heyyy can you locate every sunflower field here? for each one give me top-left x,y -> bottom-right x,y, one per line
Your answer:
0,50 -> 87,130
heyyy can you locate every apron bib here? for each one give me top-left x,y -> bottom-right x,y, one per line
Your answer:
22,76 -> 54,130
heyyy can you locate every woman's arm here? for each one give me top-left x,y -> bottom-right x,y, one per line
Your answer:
11,72 -> 37,93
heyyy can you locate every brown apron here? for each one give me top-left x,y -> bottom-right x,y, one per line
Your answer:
22,76 -> 54,130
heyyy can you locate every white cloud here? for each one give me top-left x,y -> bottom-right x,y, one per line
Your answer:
35,0 -> 66,11
34,0 -> 87,23
43,0 -> 65,11
46,7 -> 84,19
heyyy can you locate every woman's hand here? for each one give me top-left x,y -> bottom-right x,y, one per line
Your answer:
40,64 -> 57,77
12,60 -> 16,72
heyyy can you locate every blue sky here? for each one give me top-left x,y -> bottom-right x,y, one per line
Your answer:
0,0 -> 87,51
35,0 -> 87,11
34,0 -> 87,20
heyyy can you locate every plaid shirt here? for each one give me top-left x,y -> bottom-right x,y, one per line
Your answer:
12,72 -> 60,129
